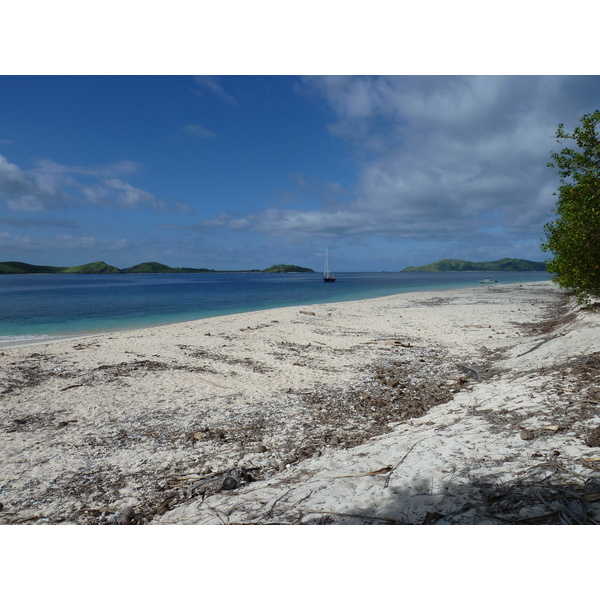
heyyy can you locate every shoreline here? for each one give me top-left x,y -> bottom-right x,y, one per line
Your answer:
0,275 -> 553,350
2,281 -> 599,524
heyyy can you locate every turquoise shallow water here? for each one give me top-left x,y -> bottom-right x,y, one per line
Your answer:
0,271 -> 552,345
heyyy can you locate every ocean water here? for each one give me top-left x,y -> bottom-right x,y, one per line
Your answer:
0,271 -> 552,346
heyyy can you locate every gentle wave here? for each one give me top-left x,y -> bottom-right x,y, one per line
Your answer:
0,334 -> 51,342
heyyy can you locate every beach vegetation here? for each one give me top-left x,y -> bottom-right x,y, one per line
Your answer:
542,110 -> 600,304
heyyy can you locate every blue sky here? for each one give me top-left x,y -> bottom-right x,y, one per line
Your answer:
1,74 -> 600,271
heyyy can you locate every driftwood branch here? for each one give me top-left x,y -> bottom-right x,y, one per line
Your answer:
383,439 -> 424,488
516,336 -> 556,358
332,465 -> 394,479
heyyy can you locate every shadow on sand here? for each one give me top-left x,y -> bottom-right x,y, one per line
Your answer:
303,474 -> 600,525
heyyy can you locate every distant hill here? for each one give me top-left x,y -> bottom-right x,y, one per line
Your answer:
0,261 -> 63,274
0,261 -> 121,274
121,262 -> 215,274
262,264 -> 314,273
402,258 -> 547,272
121,262 -> 314,274
59,261 -> 122,274
0,261 -> 315,275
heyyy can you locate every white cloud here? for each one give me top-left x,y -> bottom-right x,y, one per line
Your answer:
0,230 -> 129,253
0,155 -> 73,211
104,178 -> 168,211
205,75 -> 598,253
0,154 -> 192,213
173,202 -> 195,215
0,215 -> 79,229
180,124 -> 216,139
193,76 -> 238,106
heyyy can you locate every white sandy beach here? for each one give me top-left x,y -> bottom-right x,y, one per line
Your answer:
1,280 -> 600,524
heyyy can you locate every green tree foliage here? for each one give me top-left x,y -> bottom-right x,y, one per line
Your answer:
542,110 -> 600,304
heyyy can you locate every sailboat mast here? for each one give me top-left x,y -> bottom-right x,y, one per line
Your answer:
323,245 -> 336,282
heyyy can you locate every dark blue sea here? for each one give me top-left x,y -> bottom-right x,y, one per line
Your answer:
0,271 -> 552,346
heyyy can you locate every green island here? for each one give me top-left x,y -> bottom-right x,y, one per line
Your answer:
0,261 -> 315,275
402,257 -> 547,272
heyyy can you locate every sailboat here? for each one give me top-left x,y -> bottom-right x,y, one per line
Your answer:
323,246 -> 337,282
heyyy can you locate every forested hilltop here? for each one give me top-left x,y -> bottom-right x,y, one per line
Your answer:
402,258 -> 547,272
0,261 -> 315,275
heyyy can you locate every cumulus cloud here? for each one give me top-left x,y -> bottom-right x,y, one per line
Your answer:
0,154 -> 192,213
205,76 -> 599,251
0,155 -> 72,211
103,178 -> 168,211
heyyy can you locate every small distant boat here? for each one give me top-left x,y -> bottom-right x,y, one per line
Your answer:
323,246 -> 336,282
480,278 -> 498,283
